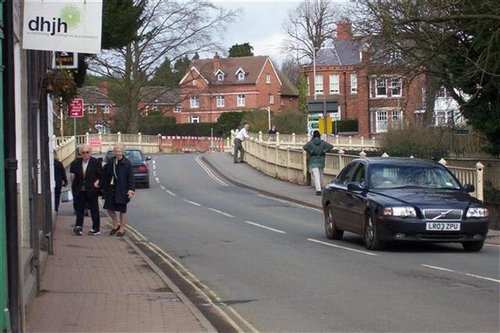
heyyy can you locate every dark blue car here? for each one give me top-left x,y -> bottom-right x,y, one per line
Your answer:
103,148 -> 151,188
322,157 -> 489,251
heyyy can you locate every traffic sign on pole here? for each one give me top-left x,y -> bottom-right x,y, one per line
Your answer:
69,98 -> 84,118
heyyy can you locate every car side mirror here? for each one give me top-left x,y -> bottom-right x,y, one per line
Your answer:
146,156 -> 152,161
347,182 -> 365,192
463,184 -> 475,193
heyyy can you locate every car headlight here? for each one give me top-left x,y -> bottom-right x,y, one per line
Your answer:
383,207 -> 417,218
466,208 -> 489,218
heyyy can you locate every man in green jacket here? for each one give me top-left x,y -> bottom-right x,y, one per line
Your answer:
303,130 -> 334,195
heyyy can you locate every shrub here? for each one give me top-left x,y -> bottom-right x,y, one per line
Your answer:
333,119 -> 358,133
380,121 -> 450,159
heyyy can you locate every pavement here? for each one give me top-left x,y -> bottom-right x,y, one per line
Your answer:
26,202 -> 215,333
26,151 -> 500,332
201,152 -> 500,245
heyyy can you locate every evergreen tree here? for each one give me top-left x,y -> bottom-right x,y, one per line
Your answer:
228,43 -> 254,57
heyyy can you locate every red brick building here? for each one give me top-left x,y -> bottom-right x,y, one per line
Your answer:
301,21 -> 427,137
178,55 -> 298,123
77,82 -> 117,133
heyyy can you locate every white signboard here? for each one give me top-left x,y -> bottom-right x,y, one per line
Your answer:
22,0 -> 103,54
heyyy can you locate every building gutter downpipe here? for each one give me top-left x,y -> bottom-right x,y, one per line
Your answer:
3,0 -> 22,331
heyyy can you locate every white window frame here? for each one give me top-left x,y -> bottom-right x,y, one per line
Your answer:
237,94 -> 245,107
190,116 -> 200,124
437,87 -> 448,98
350,74 -> 358,94
269,94 -> 274,105
88,105 -> 96,114
376,78 -> 387,97
216,95 -> 225,108
173,104 -> 182,113
103,105 -> 110,114
236,71 -> 245,81
217,73 -> 224,81
315,74 -> 323,95
329,74 -> 339,94
375,110 -> 388,133
392,110 -> 402,123
391,77 -> 402,97
265,73 -> 271,84
189,95 -> 200,109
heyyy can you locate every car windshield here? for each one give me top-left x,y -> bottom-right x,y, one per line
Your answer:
368,164 -> 461,190
104,150 -> 144,163
125,150 -> 143,163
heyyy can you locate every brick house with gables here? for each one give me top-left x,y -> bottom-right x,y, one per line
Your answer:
75,82 -> 117,133
301,21 -> 427,137
178,55 -> 298,124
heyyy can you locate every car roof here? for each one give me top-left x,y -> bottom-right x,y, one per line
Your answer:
353,157 -> 441,167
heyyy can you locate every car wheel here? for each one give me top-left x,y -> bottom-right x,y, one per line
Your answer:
364,214 -> 385,251
324,204 -> 343,240
462,241 -> 484,252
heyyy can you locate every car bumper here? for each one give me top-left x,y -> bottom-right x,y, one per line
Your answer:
376,217 -> 489,243
134,173 -> 149,184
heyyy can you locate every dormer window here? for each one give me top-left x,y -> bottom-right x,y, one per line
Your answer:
235,68 -> 246,81
215,69 -> 225,82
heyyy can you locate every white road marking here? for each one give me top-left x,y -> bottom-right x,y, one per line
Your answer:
421,264 -> 455,272
195,156 -> 229,186
184,199 -> 201,207
208,208 -> 235,218
155,177 -> 160,183
166,190 -> 176,197
123,226 -> 256,333
245,221 -> 286,234
307,238 -> 378,256
160,185 -> 165,190
465,273 -> 500,284
422,264 -> 500,284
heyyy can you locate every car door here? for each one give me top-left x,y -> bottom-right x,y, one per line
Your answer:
328,162 -> 359,231
342,163 -> 368,235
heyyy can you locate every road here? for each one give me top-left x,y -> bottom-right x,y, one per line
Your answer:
126,154 -> 500,332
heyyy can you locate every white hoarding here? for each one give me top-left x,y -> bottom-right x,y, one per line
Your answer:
22,0 -> 103,54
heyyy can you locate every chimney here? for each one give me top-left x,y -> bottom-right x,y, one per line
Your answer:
213,52 -> 221,70
99,81 -> 109,95
336,21 -> 352,40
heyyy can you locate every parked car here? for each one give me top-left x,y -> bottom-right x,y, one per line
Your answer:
322,157 -> 489,251
103,148 -> 151,188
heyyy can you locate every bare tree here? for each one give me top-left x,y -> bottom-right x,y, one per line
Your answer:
283,0 -> 346,64
353,0 -> 500,152
89,0 -> 237,133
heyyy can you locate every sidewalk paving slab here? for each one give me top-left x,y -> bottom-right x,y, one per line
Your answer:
202,152 -> 500,245
26,203 -> 214,333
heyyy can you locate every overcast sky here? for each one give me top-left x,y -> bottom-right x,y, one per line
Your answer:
213,1 -> 301,65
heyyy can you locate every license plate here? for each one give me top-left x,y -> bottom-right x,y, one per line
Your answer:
426,222 -> 461,231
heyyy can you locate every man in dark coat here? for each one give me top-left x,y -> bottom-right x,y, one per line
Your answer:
102,143 -> 135,237
70,144 -> 102,236
54,153 -> 68,212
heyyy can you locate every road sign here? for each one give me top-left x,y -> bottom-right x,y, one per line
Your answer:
318,117 -> 333,134
69,98 -> 84,118
307,101 -> 338,113
89,138 -> 101,147
52,51 -> 78,69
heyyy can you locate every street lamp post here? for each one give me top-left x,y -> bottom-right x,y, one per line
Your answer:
313,46 -> 317,101
267,106 -> 271,131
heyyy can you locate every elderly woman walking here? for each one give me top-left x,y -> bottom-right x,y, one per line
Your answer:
303,130 -> 333,195
102,143 -> 135,237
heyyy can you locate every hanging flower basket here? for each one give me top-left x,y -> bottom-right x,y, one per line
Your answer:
43,69 -> 77,103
